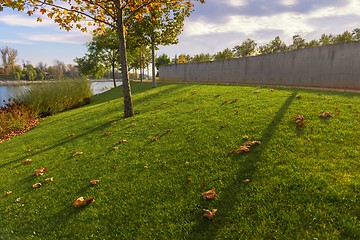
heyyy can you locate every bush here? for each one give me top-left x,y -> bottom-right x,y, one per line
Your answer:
0,98 -> 39,142
18,77 -> 93,117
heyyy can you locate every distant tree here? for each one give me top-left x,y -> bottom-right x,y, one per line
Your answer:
306,39 -> 320,48
0,46 -> 17,75
214,48 -> 235,60
54,60 -> 66,79
23,64 -> 37,81
352,28 -> 360,41
259,36 -> 287,54
233,38 -> 257,57
319,34 -> 334,45
155,54 -> 171,69
177,54 -> 191,63
191,53 -> 213,62
75,54 -> 107,79
333,31 -> 354,44
289,34 -> 306,50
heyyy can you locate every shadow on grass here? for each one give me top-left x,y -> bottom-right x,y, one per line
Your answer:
187,91 -> 298,239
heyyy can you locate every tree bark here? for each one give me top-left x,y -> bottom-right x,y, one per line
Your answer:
112,61 -> 116,88
117,8 -> 134,118
151,37 -> 156,88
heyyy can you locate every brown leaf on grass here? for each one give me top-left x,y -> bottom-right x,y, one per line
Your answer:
119,139 -> 127,143
104,132 -> 112,135
45,177 -> 54,182
244,141 -> 262,146
152,136 -> 158,141
90,180 -> 100,185
203,209 -> 218,219
269,88 -> 275,92
68,133 -> 75,137
230,98 -> 238,103
292,115 -> 307,128
34,167 -> 47,176
112,146 -> 119,150
23,159 -> 32,165
242,135 -> 249,140
320,112 -> 332,118
235,145 -> 250,154
242,179 -> 252,184
111,122 -> 117,125
202,188 -> 217,200
187,177 -> 193,181
72,196 -> 94,208
73,151 -> 83,157
32,182 -> 42,188
14,197 -> 21,203
4,191 -> 13,196
296,121 -> 307,127
254,90 -> 261,93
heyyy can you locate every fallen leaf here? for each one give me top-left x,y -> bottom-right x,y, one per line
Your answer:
230,98 -> 238,103
244,141 -> 262,146
34,168 -> 47,176
112,146 -> 119,150
187,177 -> 193,181
203,209 -> 218,219
242,179 -> 251,184
4,191 -> 13,196
32,182 -> 42,188
23,159 -> 32,165
254,90 -> 261,93
320,112 -> 332,118
72,196 -> 94,208
90,180 -> 100,185
119,139 -> 127,143
45,177 -> 54,182
202,188 -> 217,200
144,165 -> 149,169
242,135 -> 249,140
269,88 -> 275,92
111,122 -> 117,125
152,136 -> 158,141
14,197 -> 21,203
292,115 -> 307,128
68,133 -> 75,137
235,145 -> 250,154
28,148 -> 33,152
104,132 -> 112,135
184,161 -> 190,165
72,151 -> 83,156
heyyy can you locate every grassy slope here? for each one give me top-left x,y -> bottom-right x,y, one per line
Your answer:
0,82 -> 359,239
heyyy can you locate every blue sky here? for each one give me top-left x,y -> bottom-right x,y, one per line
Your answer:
0,0 -> 359,66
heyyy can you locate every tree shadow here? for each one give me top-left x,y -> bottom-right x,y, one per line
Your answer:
187,91 -> 298,239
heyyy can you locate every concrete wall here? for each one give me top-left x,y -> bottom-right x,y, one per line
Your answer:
159,41 -> 360,90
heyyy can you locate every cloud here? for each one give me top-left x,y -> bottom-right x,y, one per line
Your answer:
23,32 -> 91,44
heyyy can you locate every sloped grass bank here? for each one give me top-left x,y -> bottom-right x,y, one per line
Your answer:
1,82 -> 359,239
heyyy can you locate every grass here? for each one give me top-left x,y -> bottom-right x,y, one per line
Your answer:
18,77 -> 92,117
0,82 -> 359,239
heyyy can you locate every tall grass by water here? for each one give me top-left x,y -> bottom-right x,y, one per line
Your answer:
18,77 -> 92,117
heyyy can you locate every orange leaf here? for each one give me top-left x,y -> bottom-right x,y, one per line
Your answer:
32,182 -> 42,188
34,167 -> 47,176
36,17 -> 42,22
202,188 -> 217,200
90,180 -> 100,185
203,209 -> 217,219
45,177 -> 54,182
119,139 -> 127,143
23,159 -> 32,165
72,151 -> 83,156
72,196 -> 94,208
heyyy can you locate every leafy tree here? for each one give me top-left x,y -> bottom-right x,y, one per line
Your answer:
319,34 -> 334,45
0,46 -> 18,75
1,0 -> 205,118
333,31 -> 354,44
214,48 -> 235,61
177,54 -> 191,63
259,36 -> 287,54
155,54 -> 171,69
191,53 -> 213,62
306,39 -> 320,48
233,38 -> 257,57
352,28 -> 360,41
289,34 -> 306,50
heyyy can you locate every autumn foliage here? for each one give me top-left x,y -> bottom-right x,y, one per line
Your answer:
0,98 -> 39,143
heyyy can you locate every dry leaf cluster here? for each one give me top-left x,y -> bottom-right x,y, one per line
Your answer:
90,180 -> 100,185
72,151 -> 83,156
320,111 -> 332,118
202,188 -> 217,200
203,209 -> 217,219
232,141 -> 262,154
292,115 -> 307,127
23,159 -> 32,165
34,167 -> 47,176
72,196 -> 94,208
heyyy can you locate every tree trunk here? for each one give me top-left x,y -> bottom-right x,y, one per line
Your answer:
112,62 -> 117,88
117,8 -> 134,118
139,48 -> 143,83
151,37 -> 156,88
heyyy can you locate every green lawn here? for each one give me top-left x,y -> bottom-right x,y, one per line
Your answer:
1,82 -> 359,239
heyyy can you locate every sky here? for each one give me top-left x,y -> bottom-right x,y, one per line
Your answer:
0,0 -> 359,67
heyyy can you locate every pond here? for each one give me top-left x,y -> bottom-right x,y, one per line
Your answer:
0,81 -> 121,108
